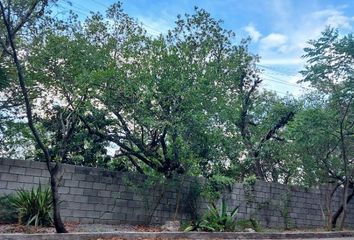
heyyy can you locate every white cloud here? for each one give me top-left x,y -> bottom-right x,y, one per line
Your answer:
244,23 -> 262,42
312,9 -> 353,29
259,57 -> 304,66
137,15 -> 172,36
260,33 -> 288,50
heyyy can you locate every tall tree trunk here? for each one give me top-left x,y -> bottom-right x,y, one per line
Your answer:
331,188 -> 354,229
0,2 -> 67,233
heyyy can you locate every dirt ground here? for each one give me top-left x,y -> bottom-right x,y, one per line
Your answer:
0,223 -> 161,234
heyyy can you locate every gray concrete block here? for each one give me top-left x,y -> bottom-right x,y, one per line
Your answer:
99,190 -> 111,198
94,204 -> 107,212
41,170 -> 51,178
0,165 -> 10,173
33,176 -> 49,184
83,189 -> 98,197
93,182 -> 106,190
67,202 -> 81,210
113,212 -> 126,221
64,180 -> 79,188
0,181 -> 7,188
81,204 -> 95,211
69,187 -> 84,195
63,164 -> 76,173
18,175 -> 34,183
74,195 -> 88,203
1,173 -> 18,181
58,187 -> 70,194
86,211 -> 100,219
72,210 -> 87,218
26,168 -> 43,176
79,181 -> 93,189
7,181 -> 24,190
63,173 -> 73,180
72,173 -> 86,181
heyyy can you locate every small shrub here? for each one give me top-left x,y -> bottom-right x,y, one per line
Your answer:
0,195 -> 18,223
10,185 -> 53,226
184,198 -> 239,232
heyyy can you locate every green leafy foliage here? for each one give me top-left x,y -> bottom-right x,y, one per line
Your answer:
201,175 -> 235,202
184,198 -> 239,232
10,185 -> 53,227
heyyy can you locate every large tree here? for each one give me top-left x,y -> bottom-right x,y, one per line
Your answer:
0,0 -> 69,233
291,28 -> 354,229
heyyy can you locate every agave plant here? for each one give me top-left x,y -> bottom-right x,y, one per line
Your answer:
183,219 -> 216,232
10,184 -> 53,226
185,198 -> 239,232
203,198 -> 239,232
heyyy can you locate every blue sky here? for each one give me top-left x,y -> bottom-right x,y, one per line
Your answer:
62,0 -> 354,96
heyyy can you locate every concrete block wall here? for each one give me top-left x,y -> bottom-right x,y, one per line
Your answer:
0,158 -> 354,228
0,158 -> 193,225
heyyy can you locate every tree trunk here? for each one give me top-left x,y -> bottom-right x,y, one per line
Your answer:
331,188 -> 354,229
50,166 -> 67,233
339,179 -> 349,229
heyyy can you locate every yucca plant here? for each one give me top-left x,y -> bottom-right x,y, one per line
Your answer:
184,198 -> 239,232
202,198 -> 239,232
10,184 -> 53,227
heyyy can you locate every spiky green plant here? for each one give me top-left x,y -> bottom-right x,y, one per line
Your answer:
202,198 -> 239,232
184,198 -> 239,232
10,184 -> 53,226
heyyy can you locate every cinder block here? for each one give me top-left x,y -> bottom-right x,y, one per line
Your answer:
99,190 -> 111,198
41,170 -> 51,178
72,210 -> 87,218
81,204 -> 95,211
61,194 -> 75,202
63,173 -> 73,180
30,161 -> 45,169
0,165 -> 10,173
93,183 -> 106,190
101,212 -> 113,220
58,187 -> 70,194
74,195 -> 88,203
80,217 -> 94,224
18,175 -> 34,183
106,184 -> 119,191
7,181 -> 24,190
87,196 -> 104,204
33,176 -> 49,184
60,208 -> 72,216
63,164 -> 76,173
63,216 -> 80,223
94,204 -> 107,212
0,181 -> 7,188
72,174 -> 86,181
70,187 -> 84,195
120,191 -> 134,200
64,180 -> 79,188
113,213 -> 126,221
0,158 -> 11,165
79,181 -> 93,189
86,211 -> 100,219
67,202 -> 81,210
83,189 -> 98,196
1,173 -> 18,181
26,168 -> 42,176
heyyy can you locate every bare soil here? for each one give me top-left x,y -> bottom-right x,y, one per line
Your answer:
0,223 -> 161,234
